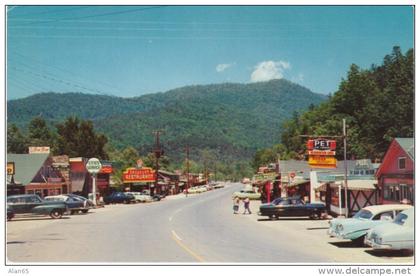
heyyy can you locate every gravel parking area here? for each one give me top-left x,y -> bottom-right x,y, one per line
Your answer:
235,200 -> 414,264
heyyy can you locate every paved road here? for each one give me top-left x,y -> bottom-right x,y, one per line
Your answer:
7,183 -> 330,264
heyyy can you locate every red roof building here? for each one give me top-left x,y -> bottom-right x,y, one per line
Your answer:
376,138 -> 414,205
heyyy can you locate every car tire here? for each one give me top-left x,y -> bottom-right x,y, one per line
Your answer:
50,210 -> 63,219
81,209 -> 89,214
351,235 -> 366,246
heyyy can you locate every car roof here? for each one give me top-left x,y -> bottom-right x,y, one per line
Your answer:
362,204 -> 412,214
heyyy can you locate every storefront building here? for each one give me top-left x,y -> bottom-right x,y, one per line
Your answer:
7,153 -> 69,197
376,138 -> 414,205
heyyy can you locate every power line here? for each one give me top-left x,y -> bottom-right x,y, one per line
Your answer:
9,51 -> 124,96
11,6 -> 167,26
8,6 -> 90,17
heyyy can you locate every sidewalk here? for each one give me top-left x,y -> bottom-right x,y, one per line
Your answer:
235,200 -> 414,264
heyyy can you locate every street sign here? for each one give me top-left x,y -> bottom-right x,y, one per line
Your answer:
86,158 -> 102,174
308,155 -> 337,168
7,162 -> 15,175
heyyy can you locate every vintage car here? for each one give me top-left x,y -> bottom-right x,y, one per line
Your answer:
258,197 -> 326,219
44,194 -> 91,214
103,192 -> 135,204
125,192 -> 153,203
232,189 -> 261,200
213,182 -> 225,189
327,204 -> 412,244
185,186 -> 207,194
7,194 -> 68,220
365,207 -> 414,251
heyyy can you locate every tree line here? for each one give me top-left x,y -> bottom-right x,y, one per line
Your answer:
7,116 -> 254,182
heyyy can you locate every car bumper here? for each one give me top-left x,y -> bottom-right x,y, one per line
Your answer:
327,228 -> 337,237
364,238 -> 392,249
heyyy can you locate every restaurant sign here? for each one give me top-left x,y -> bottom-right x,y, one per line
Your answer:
308,155 -> 337,169
122,167 -> 156,183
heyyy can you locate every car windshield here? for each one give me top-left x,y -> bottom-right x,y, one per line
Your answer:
272,198 -> 284,205
394,212 -> 408,225
353,209 -> 373,220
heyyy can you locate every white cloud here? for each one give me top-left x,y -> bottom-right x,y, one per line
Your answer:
216,63 -> 234,72
250,60 -> 291,82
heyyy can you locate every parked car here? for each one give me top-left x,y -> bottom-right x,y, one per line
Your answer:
327,204 -> 412,244
232,189 -> 261,200
67,194 -> 94,209
44,194 -> 90,214
258,197 -> 326,219
7,194 -> 68,220
103,192 -> 135,204
213,182 -> 225,189
365,207 -> 414,251
125,192 -> 153,203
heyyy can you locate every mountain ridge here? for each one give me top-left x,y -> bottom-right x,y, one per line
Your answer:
7,79 -> 327,161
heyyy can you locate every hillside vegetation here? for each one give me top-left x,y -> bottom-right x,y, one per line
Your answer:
8,79 -> 326,166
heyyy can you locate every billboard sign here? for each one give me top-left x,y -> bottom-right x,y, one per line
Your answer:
7,162 -> 15,175
307,139 -> 336,151
122,167 -> 156,183
29,146 -> 50,154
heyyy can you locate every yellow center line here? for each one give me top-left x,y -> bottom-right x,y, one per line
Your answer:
171,230 -> 206,262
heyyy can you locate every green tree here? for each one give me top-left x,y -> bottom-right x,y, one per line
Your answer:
27,116 -> 57,152
7,124 -> 27,153
56,116 -> 108,159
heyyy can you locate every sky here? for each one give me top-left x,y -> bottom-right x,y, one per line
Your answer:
6,5 -> 414,99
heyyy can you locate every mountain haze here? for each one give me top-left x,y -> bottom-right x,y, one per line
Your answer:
7,79 -> 326,161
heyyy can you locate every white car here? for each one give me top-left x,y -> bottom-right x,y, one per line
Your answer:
232,189 -> 261,200
365,207 -> 414,251
125,192 -> 153,203
327,204 -> 412,244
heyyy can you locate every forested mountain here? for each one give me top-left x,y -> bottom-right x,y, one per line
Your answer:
253,46 -> 414,169
7,79 -> 326,163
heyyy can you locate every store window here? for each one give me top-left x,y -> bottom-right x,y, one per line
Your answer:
384,183 -> 413,203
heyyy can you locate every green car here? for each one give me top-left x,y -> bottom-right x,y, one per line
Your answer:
232,189 -> 261,200
7,194 -> 68,220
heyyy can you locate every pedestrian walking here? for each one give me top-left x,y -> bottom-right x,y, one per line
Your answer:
233,196 -> 240,214
243,197 -> 252,214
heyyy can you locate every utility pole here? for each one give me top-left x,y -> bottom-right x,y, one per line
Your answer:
186,146 -> 190,197
343,119 -> 349,218
153,130 -> 164,196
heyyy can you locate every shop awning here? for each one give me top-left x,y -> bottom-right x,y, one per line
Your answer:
315,179 -> 377,192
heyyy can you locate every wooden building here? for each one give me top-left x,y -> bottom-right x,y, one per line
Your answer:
7,154 -> 70,197
376,138 -> 414,205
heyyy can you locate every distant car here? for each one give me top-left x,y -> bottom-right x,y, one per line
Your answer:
232,189 -> 261,200
103,192 -> 135,204
365,207 -> 414,251
125,192 -> 153,203
213,183 -> 225,189
327,204 -> 412,244
44,194 -> 90,214
258,197 -> 326,219
7,194 -> 68,220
